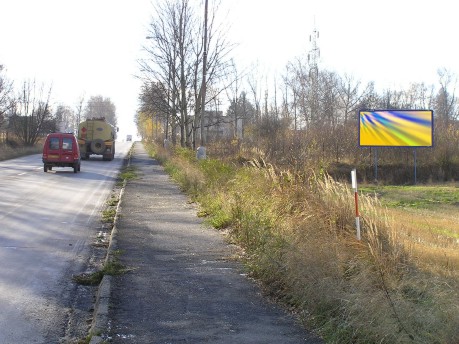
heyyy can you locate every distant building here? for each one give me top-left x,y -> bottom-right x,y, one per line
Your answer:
201,110 -> 234,141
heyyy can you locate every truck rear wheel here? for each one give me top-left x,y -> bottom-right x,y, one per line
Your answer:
90,139 -> 106,154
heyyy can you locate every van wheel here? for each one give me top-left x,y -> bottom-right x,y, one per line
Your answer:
44,164 -> 48,172
73,163 -> 78,173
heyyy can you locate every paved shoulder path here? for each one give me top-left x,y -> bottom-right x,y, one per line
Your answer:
102,142 -> 322,343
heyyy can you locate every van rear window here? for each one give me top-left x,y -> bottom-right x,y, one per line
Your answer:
62,138 -> 73,150
49,137 -> 60,150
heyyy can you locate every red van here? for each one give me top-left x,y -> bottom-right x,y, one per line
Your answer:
42,133 -> 81,173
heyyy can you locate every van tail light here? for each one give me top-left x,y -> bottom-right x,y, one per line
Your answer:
74,153 -> 79,159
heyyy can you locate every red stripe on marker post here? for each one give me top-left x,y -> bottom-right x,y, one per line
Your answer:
351,169 -> 361,240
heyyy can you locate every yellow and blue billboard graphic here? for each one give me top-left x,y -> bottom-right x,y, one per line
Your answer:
359,110 -> 433,147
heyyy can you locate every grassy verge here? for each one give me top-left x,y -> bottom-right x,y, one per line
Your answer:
360,184 -> 459,209
360,184 -> 459,279
145,142 -> 459,344
116,165 -> 137,186
0,143 -> 42,161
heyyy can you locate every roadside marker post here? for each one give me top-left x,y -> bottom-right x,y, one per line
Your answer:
351,169 -> 361,240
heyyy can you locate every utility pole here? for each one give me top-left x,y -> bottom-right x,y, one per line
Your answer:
308,21 -> 320,124
200,0 -> 208,148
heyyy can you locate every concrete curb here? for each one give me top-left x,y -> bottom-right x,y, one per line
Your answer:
89,149 -> 132,344
89,197 -> 122,343
89,275 -> 112,343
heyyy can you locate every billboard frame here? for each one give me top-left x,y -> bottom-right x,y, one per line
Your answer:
358,109 -> 434,148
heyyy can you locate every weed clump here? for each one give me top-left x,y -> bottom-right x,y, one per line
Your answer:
73,257 -> 129,286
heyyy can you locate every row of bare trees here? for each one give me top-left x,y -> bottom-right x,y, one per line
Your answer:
0,66 -> 117,146
137,0 -> 233,148
0,65 -> 13,142
0,71 -> 55,146
137,1 -> 459,181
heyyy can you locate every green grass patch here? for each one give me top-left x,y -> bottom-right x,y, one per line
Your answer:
163,161 -> 182,182
107,196 -> 119,207
101,208 -> 116,223
73,250 -> 128,286
360,184 -> 459,209
118,165 -> 137,181
72,258 -> 128,286
174,146 -> 197,161
199,158 -> 236,188
102,258 -> 128,276
72,270 -> 104,286
197,193 -> 233,229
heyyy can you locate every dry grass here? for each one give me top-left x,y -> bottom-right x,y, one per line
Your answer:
147,142 -> 459,344
0,143 -> 42,161
385,207 -> 459,275
288,177 -> 459,343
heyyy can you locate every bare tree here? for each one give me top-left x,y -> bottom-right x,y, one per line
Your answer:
141,0 -> 181,144
286,58 -> 312,128
9,80 -> 54,146
140,0 -> 233,148
226,90 -> 255,140
54,104 -> 75,132
224,60 -> 242,138
0,65 -> 14,142
138,81 -> 170,141
283,62 -> 301,130
337,74 -> 373,124
0,65 -> 14,121
435,68 -> 458,122
400,82 -> 434,110
141,0 -> 196,147
84,95 -> 117,127
247,63 -> 263,123
75,94 -> 85,130
320,71 -> 340,127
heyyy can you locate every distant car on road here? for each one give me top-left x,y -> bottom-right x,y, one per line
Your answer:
42,132 -> 81,173
126,134 -> 132,142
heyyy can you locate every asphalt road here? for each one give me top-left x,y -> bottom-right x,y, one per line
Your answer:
0,141 -> 131,343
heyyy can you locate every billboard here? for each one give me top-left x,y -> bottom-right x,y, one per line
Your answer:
359,110 -> 433,147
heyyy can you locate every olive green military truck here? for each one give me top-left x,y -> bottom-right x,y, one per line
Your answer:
77,117 -> 118,161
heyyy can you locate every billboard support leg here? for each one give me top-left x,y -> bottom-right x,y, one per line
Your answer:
374,148 -> 378,183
